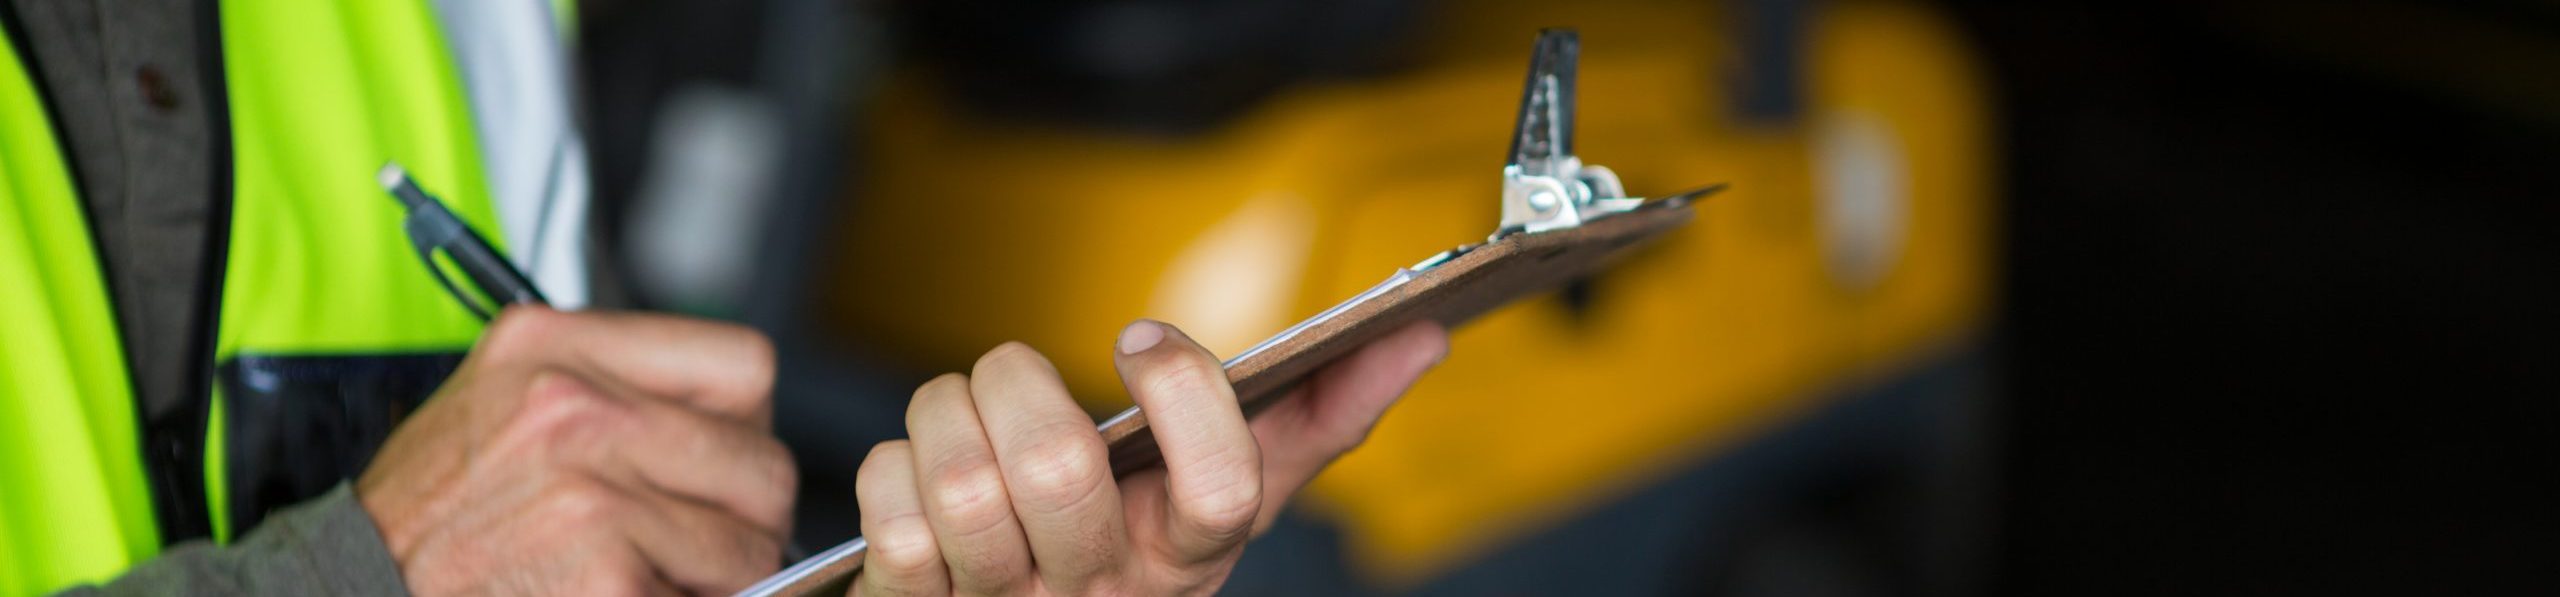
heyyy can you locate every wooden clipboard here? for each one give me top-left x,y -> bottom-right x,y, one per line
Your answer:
740,187 -> 1711,597
740,27 -> 1712,596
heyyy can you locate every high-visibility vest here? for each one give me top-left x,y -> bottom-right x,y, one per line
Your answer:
0,1 -> 585,593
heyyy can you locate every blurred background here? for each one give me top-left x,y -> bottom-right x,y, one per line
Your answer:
573,0 -> 2555,594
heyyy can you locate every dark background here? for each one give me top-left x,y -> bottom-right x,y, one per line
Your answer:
1945,1 -> 2559,593
576,0 -> 2560,593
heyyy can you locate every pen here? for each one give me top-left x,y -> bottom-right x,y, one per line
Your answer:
378,162 -> 548,317
377,162 -> 813,565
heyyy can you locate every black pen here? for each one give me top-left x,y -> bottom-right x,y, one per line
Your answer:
378,162 -> 548,318
377,162 -> 815,564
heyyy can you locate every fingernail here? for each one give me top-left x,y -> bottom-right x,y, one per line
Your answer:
1118,320 -> 1166,355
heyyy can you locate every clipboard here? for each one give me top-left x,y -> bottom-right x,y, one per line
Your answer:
740,28 -> 1721,597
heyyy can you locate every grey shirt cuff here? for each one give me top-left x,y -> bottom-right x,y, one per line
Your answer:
62,483 -> 410,596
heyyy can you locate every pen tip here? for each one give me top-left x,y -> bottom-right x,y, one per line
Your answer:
377,162 -> 408,191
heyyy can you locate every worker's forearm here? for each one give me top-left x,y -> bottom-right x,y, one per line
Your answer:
55,483 -> 409,597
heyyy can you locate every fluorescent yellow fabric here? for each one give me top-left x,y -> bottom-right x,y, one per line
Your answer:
210,0 -> 502,541
0,26 -> 163,595
0,0 -> 506,589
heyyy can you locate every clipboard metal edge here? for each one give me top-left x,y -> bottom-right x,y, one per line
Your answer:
735,185 -> 1722,597
735,25 -> 1728,596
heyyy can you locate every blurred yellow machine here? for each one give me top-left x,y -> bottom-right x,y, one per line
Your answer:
822,0 -> 1989,585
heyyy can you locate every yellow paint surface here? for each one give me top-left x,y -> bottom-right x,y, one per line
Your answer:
823,0 -> 1991,583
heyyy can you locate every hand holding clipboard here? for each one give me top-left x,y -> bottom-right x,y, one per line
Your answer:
743,27 -> 1724,597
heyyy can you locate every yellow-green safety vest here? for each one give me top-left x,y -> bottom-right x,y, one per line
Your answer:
1,0 -> 577,592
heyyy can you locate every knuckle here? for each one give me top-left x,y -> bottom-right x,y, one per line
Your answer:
479,306 -> 565,360
906,374 -> 971,428
1175,469 -> 1263,538
517,374 -> 623,441
972,341 -> 1050,378
917,372 -> 971,398
522,372 -> 597,413
864,513 -> 942,577
540,477 -> 625,525
859,441 -> 913,480
924,458 -> 1013,535
1139,358 -> 1229,402
1005,429 -> 1109,512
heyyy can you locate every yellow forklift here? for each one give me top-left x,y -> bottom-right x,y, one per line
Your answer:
811,0 -> 1993,592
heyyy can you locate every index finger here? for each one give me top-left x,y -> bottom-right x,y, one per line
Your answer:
480,306 -> 777,426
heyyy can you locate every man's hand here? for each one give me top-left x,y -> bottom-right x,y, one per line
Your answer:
852,319 -> 1448,596
357,306 -> 797,595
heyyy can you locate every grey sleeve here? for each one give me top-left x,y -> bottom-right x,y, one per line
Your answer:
54,483 -> 411,597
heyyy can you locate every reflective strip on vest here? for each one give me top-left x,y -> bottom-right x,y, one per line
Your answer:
0,25 -> 163,595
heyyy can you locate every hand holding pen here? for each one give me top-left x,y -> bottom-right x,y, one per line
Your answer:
359,164 -> 797,594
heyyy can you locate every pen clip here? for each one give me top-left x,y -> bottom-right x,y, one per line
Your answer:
382,163 -> 523,320
402,204 -> 499,321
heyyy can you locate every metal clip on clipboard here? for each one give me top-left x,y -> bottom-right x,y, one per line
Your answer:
1498,28 -> 1649,237
740,27 -> 1721,597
